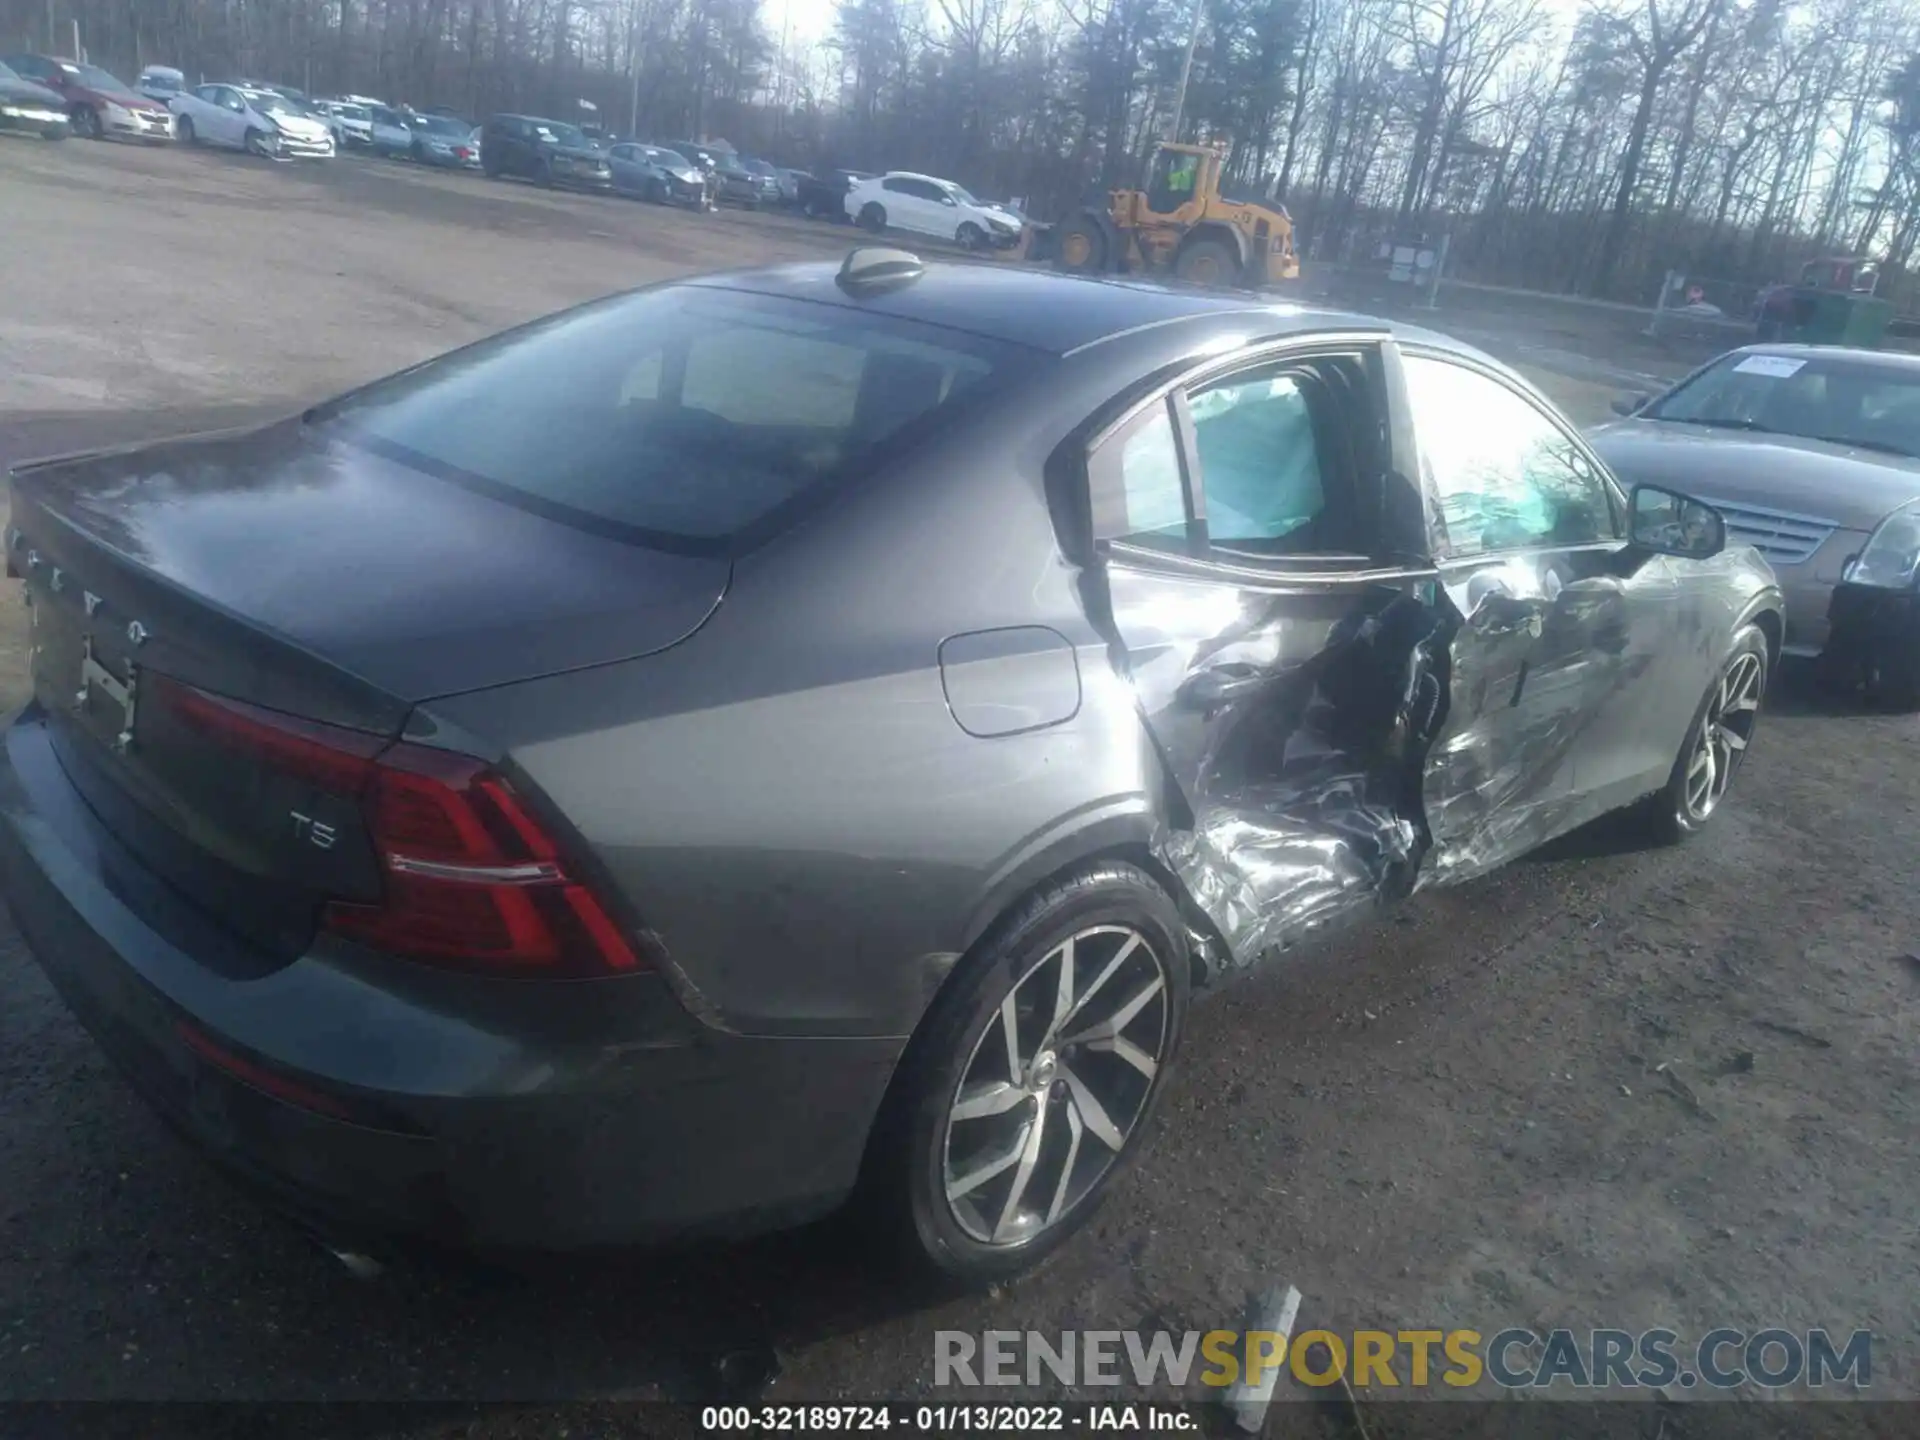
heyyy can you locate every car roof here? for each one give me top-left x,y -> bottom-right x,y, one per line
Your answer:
880,171 -> 953,186
689,260 -> 1417,358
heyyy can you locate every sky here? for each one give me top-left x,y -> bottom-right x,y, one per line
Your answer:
758,0 -> 1593,76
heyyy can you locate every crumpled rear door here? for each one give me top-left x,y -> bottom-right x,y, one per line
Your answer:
1080,340 -> 1450,972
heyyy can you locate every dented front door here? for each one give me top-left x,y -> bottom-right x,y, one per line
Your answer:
1397,348 -> 1670,885
1085,343 -> 1449,969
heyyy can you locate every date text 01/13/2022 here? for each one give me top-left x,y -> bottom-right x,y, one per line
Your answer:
699,1404 -> 1197,1431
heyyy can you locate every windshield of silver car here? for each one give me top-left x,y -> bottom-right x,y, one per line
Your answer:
1645,353 -> 1920,459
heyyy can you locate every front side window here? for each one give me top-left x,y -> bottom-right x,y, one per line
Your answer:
1403,355 -> 1617,557
318,288 -> 1021,554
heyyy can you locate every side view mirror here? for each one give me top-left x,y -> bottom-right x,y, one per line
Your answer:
1629,484 -> 1725,560
1611,392 -> 1649,416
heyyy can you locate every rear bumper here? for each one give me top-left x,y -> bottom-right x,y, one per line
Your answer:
0,705 -> 900,1252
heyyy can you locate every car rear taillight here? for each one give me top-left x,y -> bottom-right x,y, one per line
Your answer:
150,676 -> 641,977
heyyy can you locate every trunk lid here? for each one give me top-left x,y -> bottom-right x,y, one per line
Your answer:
9,417 -> 727,966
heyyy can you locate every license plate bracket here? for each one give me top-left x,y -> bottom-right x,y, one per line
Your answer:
74,634 -> 139,754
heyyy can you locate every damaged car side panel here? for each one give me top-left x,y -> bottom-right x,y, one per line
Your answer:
1077,330 -> 1780,973
1112,557 -> 1448,967
1077,334 -> 1455,972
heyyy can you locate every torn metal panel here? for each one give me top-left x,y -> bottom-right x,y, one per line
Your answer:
1418,548 -> 1679,887
1100,556 -> 1446,971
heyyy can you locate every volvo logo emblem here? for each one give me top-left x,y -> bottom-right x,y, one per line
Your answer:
126,620 -> 149,647
83,592 -> 101,617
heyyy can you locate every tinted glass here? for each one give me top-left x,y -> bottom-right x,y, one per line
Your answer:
1404,356 -> 1616,556
77,64 -> 135,94
1646,353 -> 1920,459
0,61 -> 20,83
1188,371 -> 1326,545
319,288 -> 1020,552
243,90 -> 301,115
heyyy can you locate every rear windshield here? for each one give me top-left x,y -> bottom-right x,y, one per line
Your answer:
317,286 -> 1025,554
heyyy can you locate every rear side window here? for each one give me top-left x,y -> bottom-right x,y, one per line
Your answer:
1187,370 -> 1326,545
320,287 -> 1024,555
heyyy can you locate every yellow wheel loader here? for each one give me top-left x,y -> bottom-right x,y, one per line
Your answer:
1035,142 -> 1300,289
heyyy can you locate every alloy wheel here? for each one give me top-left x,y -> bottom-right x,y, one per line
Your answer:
1683,650 -> 1762,822
941,924 -> 1170,1247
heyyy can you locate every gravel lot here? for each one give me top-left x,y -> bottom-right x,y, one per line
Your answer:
1,133 -> 1915,1423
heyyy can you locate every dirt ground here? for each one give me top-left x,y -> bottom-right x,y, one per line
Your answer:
0,134 -> 1915,1423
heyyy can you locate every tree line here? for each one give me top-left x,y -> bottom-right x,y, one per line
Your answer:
4,0 -> 1919,305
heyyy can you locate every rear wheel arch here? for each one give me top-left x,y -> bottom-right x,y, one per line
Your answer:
856,843 -> 1198,1280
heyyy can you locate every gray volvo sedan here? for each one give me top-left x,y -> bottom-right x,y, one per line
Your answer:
0,252 -> 1781,1283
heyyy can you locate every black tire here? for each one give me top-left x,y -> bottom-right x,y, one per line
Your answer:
956,221 -> 989,251
71,104 -> 100,139
536,158 -> 555,188
1053,213 -> 1108,274
1865,645 -> 1920,711
867,861 -> 1191,1285
858,201 -> 887,234
244,127 -> 274,159
1174,236 -> 1241,287
175,115 -> 195,144
1645,624 -> 1769,843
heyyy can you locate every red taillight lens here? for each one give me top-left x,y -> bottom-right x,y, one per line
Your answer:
156,676 -> 385,794
148,677 -> 640,977
325,747 -> 641,975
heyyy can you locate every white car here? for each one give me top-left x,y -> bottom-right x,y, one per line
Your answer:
169,83 -> 334,158
844,172 -> 1024,250
312,98 -> 374,149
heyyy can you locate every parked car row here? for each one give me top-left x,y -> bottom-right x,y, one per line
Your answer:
0,52 -> 173,141
0,55 -> 1028,255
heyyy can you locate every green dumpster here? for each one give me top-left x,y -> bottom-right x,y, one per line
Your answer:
1775,289 -> 1895,346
